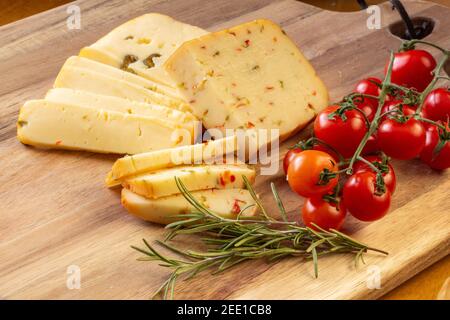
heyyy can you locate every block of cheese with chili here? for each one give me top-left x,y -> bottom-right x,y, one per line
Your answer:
164,19 -> 328,141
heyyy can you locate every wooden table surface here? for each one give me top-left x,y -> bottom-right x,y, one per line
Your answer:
0,0 -> 448,300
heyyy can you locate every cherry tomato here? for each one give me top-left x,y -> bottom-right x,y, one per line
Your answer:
353,155 -> 397,194
377,117 -> 426,160
355,101 -> 376,121
420,123 -> 450,170
314,105 -> 368,158
361,134 -> 380,155
343,171 -> 391,222
287,150 -> 339,197
302,197 -> 346,231
354,77 -> 382,108
386,49 -> 436,92
422,88 -> 450,122
283,148 -> 302,174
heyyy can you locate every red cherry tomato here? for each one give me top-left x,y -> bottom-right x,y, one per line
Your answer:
283,148 -> 302,174
343,171 -> 391,222
355,101 -> 376,121
353,155 -> 397,194
354,77 -> 382,108
361,134 -> 380,155
314,105 -> 368,158
302,197 -> 346,231
287,150 -> 339,198
422,88 -> 450,122
386,49 -> 436,92
420,123 -> 450,170
377,117 -> 426,160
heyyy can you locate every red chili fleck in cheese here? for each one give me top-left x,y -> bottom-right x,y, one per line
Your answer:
246,121 -> 255,128
232,199 -> 241,214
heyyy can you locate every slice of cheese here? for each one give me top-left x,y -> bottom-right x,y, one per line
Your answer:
106,135 -> 238,187
164,19 -> 328,141
62,56 -> 183,100
45,88 -> 197,132
79,13 -> 208,87
17,100 -> 192,154
81,46 -> 177,88
122,164 -> 255,199
54,66 -> 191,112
121,188 -> 259,224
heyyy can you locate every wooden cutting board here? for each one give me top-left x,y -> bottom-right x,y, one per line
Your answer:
0,0 -> 449,300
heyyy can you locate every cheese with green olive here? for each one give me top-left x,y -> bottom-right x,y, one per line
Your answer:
45,88 -> 197,132
79,13 -> 208,87
122,164 -> 255,199
106,135 -> 238,187
121,188 -> 258,224
54,66 -> 191,112
17,100 -> 192,154
164,19 -> 328,141
62,56 -> 183,100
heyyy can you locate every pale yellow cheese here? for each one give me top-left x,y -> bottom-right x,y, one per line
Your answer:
62,56 -> 183,100
122,164 -> 255,199
121,188 -> 258,224
54,66 -> 191,112
79,13 -> 208,87
164,19 -> 328,141
107,135 -> 238,186
17,100 -> 192,154
45,88 -> 197,132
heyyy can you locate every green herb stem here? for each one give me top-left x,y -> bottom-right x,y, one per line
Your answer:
132,178 -> 387,299
346,51 -> 395,174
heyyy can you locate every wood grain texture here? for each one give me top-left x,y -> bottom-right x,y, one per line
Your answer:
0,0 -> 449,299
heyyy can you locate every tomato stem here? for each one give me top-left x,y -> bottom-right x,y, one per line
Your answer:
346,51 -> 395,176
344,92 -> 380,101
355,156 -> 381,174
294,137 -> 345,163
417,117 -> 448,132
402,39 -> 449,55
435,76 -> 450,82
416,50 -> 449,115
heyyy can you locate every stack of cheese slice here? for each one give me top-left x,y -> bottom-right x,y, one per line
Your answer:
18,85 -> 198,154
17,14 -> 206,154
112,136 -> 260,224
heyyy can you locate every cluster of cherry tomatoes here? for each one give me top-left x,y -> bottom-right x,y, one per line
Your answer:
284,44 -> 449,231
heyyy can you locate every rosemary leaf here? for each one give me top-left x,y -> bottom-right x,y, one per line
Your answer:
270,182 -> 288,222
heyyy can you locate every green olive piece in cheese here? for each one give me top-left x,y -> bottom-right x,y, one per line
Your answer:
54,66 -> 191,112
45,88 -> 197,133
121,188 -> 259,224
17,100 -> 192,154
79,13 -> 208,87
62,56 -> 183,100
122,164 -> 255,199
164,19 -> 329,141
106,135 -> 238,187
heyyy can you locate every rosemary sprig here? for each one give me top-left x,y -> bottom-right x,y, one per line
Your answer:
132,177 -> 388,300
